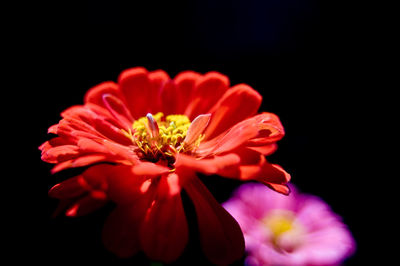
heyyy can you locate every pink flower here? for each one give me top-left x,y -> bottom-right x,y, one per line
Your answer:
223,183 -> 356,266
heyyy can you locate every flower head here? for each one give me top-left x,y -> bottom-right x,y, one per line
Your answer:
223,183 -> 356,266
40,67 -> 290,264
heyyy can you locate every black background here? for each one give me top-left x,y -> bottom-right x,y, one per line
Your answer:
19,0 -> 385,265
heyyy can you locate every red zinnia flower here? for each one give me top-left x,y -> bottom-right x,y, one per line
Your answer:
40,67 -> 290,264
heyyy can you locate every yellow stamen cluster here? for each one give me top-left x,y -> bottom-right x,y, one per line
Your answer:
263,211 -> 295,237
262,210 -> 304,252
131,112 -> 192,162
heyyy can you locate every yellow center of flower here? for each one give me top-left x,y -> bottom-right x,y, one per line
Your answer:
263,210 -> 295,237
263,210 -> 304,252
123,112 -> 204,165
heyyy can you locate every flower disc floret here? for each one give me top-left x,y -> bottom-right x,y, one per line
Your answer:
131,112 -> 196,164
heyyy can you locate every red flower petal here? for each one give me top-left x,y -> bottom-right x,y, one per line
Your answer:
198,112 -> 285,156
106,165 -> 168,204
246,112 -> 285,146
48,175 -> 88,199
58,105 -> 131,145
173,71 -> 202,114
197,119 -> 259,157
41,145 -> 80,163
184,72 -> 229,119
102,93 -> 134,130
204,84 -> 262,140
140,177 -> 188,262
118,67 -> 151,119
175,153 -> 241,175
147,69 -> 170,112
183,114 -> 211,147
131,162 -> 171,176
214,148 -> 291,194
160,81 -> 179,115
84,81 -> 121,107
247,143 -> 278,155
50,154 -> 109,173
102,176 -> 158,258
48,124 -> 58,134
102,204 -> 147,258
184,175 -> 244,265
257,162 -> 291,185
264,182 -> 291,195
49,165 -> 110,217
65,193 -> 107,217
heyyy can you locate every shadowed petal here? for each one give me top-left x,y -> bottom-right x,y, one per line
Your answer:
49,165 -> 110,216
140,177 -> 188,263
102,204 -> 147,258
65,192 -> 107,217
48,175 -> 88,199
184,175 -> 244,265
50,154 -> 109,174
